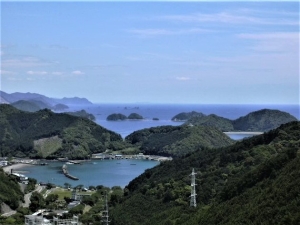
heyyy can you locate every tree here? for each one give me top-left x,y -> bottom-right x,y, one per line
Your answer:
29,192 -> 45,212
45,194 -> 58,205
64,182 -> 71,189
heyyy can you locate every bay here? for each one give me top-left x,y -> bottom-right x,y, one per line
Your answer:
27,104 -> 298,188
24,159 -> 159,188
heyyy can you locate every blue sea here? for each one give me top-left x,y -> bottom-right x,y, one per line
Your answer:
70,103 -> 299,139
25,104 -> 298,188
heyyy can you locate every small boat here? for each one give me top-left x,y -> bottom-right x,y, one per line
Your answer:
130,163 -> 136,165
66,162 -> 74,165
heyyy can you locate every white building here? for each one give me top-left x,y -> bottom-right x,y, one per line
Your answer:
25,215 -> 80,225
71,189 -> 92,201
25,215 -> 52,225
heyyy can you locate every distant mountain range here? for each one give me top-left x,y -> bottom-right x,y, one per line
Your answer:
172,109 -> 298,132
0,91 -> 93,112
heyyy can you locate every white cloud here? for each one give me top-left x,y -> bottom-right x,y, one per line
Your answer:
0,70 -> 16,75
72,70 -> 85,75
2,57 -> 52,68
6,77 -> 22,81
176,76 -> 191,81
128,28 -> 209,38
158,9 -> 299,26
238,32 -> 299,53
52,71 -> 64,75
27,70 -> 48,75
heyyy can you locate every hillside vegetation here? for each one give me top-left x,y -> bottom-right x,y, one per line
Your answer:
110,121 -> 300,225
11,100 -> 41,112
125,125 -> 234,157
0,104 -> 123,159
0,169 -> 24,210
172,109 -> 297,131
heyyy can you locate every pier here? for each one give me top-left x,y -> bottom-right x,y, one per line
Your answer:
62,164 -> 79,180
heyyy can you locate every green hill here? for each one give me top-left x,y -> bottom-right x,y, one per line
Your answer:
11,100 -> 41,112
110,121 -> 300,225
65,109 -> 96,121
0,104 -> 123,159
172,111 -> 205,121
125,125 -> 234,157
181,109 -> 297,132
0,168 -> 24,210
186,114 -> 234,131
232,108 -> 297,131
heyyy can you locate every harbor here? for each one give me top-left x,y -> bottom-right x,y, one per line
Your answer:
5,158 -> 160,188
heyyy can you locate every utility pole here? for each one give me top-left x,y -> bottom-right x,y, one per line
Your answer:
190,168 -> 197,207
101,193 -> 110,225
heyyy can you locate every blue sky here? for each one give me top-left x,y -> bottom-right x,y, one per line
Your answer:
1,1 -> 299,104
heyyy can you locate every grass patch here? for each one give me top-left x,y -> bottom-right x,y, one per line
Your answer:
83,205 -> 92,213
51,188 -> 72,200
34,136 -> 63,158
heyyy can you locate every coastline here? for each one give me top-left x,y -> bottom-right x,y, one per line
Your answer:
2,163 -> 34,174
224,131 -> 264,135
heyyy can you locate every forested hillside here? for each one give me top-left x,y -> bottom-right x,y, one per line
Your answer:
172,109 -> 297,132
0,169 -> 24,210
125,125 -> 234,157
110,121 -> 300,225
0,104 -> 123,159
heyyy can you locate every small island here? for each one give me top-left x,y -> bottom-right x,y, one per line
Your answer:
128,113 -> 143,120
106,112 -> 144,121
53,103 -> 69,111
107,113 -> 127,121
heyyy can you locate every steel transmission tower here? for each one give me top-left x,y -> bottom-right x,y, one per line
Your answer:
190,168 -> 197,207
101,193 -> 110,225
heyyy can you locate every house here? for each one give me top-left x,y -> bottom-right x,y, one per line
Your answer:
0,161 -> 8,167
71,189 -> 92,201
25,215 -> 51,225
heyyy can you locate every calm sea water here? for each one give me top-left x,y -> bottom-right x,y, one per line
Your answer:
27,104 -> 297,187
69,103 -> 299,138
24,159 -> 159,188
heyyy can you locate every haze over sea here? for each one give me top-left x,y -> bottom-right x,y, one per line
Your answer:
24,104 -> 299,188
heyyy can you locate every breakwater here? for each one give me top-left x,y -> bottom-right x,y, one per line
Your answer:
62,164 -> 79,180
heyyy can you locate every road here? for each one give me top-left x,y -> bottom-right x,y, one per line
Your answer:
1,184 -> 45,217
23,185 -> 45,207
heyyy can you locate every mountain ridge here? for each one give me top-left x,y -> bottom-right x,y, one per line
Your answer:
0,91 -> 93,107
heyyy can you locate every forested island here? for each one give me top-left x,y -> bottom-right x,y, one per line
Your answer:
172,109 -> 297,131
106,113 -> 144,121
